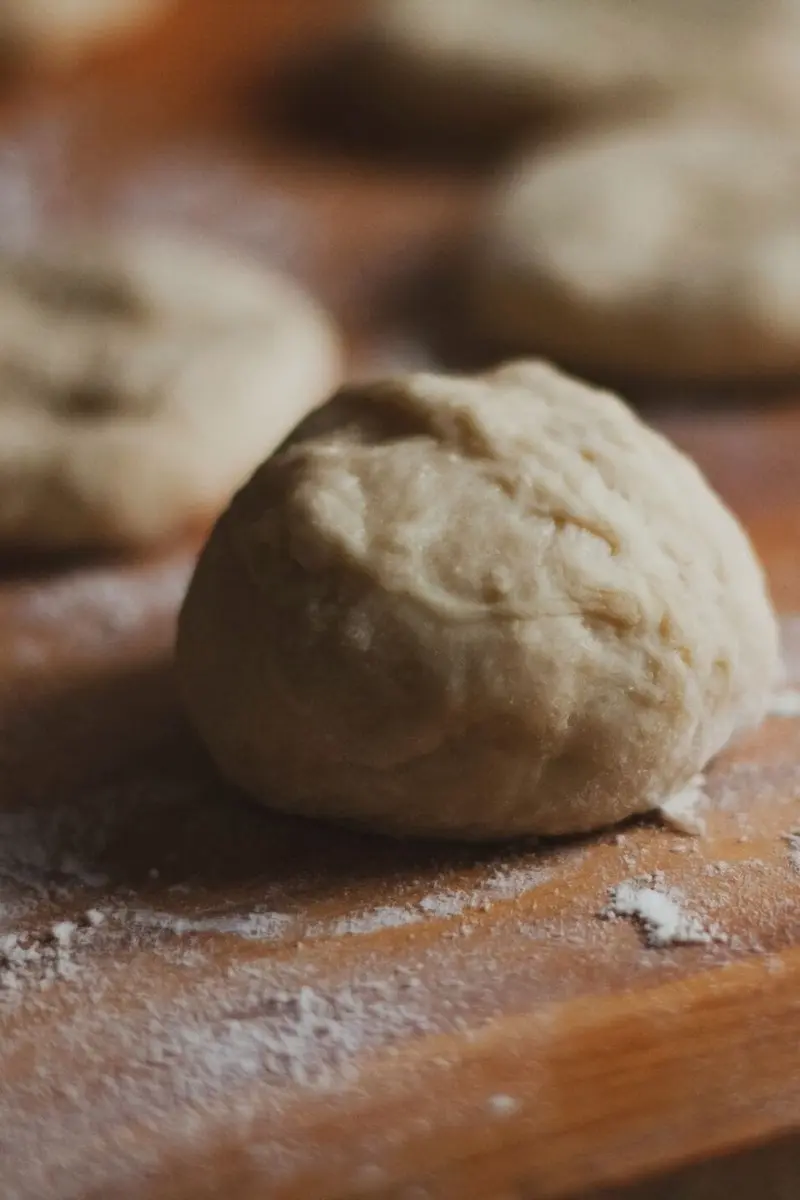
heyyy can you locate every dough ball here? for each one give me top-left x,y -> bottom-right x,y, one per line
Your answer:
0,230 -> 341,550
0,0 -> 167,62
355,0 -> 800,144
474,115 -> 800,380
177,360 -> 778,841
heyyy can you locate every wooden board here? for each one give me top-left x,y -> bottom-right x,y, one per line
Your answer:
1,3 -> 800,1197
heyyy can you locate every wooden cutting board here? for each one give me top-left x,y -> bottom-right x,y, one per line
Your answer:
2,3 -> 800,1198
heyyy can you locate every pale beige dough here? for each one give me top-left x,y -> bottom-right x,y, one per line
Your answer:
358,0 -> 800,141
0,231 -> 341,550
177,360 -> 779,841
474,115 -> 800,380
0,0 -> 167,60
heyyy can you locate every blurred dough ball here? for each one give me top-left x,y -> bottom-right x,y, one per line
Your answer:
473,115 -> 800,380
177,360 -> 778,841
0,0 -> 168,62
356,0 -> 800,143
0,229 -> 341,550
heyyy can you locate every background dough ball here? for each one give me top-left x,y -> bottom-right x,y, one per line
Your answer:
356,0 -> 800,144
0,0 -> 168,62
177,361 -> 779,841
0,230 -> 341,550
474,116 -> 800,380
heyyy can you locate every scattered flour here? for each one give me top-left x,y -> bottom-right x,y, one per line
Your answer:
123,909 -> 298,942
418,891 -> 467,919
0,786 -> 555,1003
0,807 -> 110,926
481,864 -> 550,899
783,832 -> 800,874
703,861 -> 733,877
0,919 -> 89,994
51,920 -> 76,948
656,774 -> 708,836
605,880 -> 719,947
0,779 -> 779,1200
321,906 -> 422,937
304,862 -> 552,942
0,954 -> 444,1200
103,857 -> 553,953
414,862 -> 550,922
158,976 -> 434,1091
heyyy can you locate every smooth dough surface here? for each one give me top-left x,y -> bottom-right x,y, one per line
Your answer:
474,116 -> 800,380
0,231 -> 341,549
177,360 -> 779,840
0,0 -> 166,59
358,0 -> 800,140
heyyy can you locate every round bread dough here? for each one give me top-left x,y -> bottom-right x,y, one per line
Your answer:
356,0 -> 800,143
473,116 -> 800,380
177,360 -> 779,841
0,0 -> 166,61
0,231 -> 341,550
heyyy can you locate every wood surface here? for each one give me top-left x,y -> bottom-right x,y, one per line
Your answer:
1,2 -> 800,1198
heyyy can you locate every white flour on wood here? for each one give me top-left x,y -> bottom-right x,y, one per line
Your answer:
783,832 -> 800,874
604,880 -> 722,947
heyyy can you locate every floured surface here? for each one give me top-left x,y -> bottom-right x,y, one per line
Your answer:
604,878 -> 721,946
1,555 -> 800,1198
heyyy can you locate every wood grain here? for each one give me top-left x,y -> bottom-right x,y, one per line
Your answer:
0,3 -> 799,1198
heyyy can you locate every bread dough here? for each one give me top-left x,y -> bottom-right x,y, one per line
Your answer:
0,0 -> 166,60
474,116 -> 800,380
357,0 -> 800,142
177,360 -> 778,840
0,231 -> 341,550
